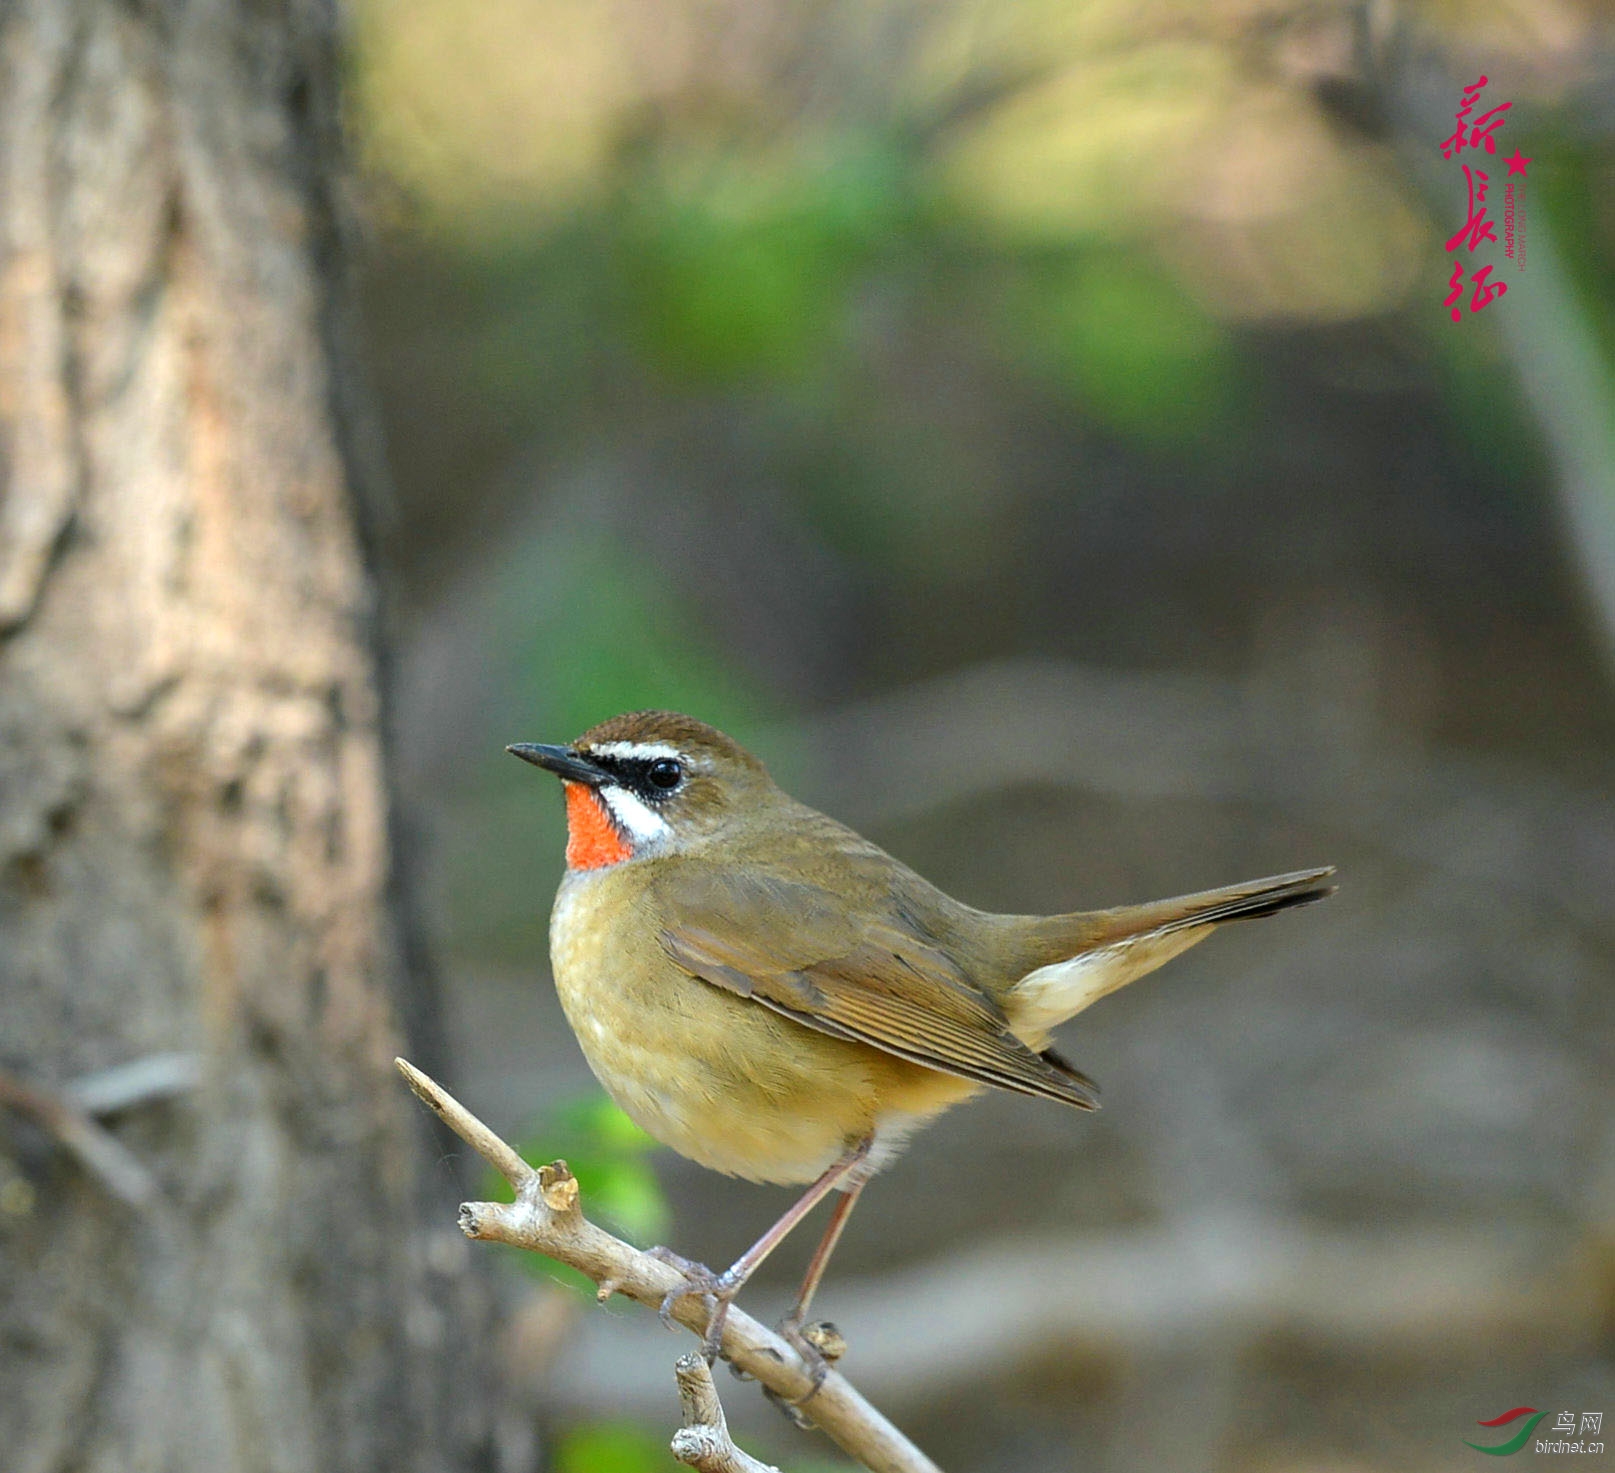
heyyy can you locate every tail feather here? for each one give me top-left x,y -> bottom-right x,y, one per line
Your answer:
1004,866 -> 1336,1037
1093,866 -> 1338,944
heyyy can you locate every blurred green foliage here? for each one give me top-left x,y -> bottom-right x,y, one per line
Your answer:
553,1422 -> 666,1473
439,525 -> 780,963
377,121 -> 1272,486
618,144 -> 913,383
354,7 -> 1615,1469
1427,297 -> 1547,495
484,1091 -> 670,1295
556,1419 -> 858,1473
497,528 -> 773,746
361,2 -> 1615,978
1001,251 -> 1244,444
1533,137 -> 1615,369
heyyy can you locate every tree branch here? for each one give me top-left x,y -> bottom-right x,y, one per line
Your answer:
395,1058 -> 942,1473
671,1352 -> 781,1473
0,1064 -> 163,1211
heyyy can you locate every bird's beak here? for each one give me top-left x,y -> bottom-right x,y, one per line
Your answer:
506,743 -> 610,786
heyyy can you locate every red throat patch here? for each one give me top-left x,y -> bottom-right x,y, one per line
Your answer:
564,783 -> 632,870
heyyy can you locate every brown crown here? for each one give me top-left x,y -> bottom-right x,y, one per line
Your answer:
574,710 -> 767,773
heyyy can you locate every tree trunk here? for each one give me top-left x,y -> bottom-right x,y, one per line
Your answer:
0,2 -> 489,1469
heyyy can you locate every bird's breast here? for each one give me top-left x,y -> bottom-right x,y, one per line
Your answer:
547,866 -> 976,1184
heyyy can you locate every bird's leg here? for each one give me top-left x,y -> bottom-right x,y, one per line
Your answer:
774,1179 -> 865,1395
784,1178 -> 864,1327
658,1136 -> 872,1362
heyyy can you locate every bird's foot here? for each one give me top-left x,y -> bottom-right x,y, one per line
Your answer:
775,1315 -> 846,1402
646,1247 -> 739,1361
646,1244 -> 707,1279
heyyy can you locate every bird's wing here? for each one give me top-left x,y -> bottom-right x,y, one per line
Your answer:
653,866 -> 1100,1110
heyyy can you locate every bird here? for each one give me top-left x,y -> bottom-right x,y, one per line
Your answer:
508,710 -> 1334,1373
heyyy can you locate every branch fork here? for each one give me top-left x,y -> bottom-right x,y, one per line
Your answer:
672,1353 -> 781,1473
395,1058 -> 940,1473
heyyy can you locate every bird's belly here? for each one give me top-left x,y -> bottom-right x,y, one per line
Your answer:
549,871 -> 976,1184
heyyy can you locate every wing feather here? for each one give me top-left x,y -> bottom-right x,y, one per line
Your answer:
655,870 -> 1099,1111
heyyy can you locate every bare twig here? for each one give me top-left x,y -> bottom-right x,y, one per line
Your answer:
63,1051 -> 201,1116
395,1058 -> 943,1473
0,1064 -> 163,1210
671,1352 -> 781,1473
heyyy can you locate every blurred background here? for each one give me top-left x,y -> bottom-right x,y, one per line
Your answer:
344,0 -> 1615,1469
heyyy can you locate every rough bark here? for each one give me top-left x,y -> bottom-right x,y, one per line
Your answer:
0,1 -> 488,1469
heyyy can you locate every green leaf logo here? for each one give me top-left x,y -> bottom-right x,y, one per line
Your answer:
1464,1407 -> 1547,1456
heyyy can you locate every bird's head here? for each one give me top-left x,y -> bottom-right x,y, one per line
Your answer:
508,711 -> 773,870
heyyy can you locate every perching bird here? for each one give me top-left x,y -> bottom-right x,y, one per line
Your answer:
509,710 -> 1333,1371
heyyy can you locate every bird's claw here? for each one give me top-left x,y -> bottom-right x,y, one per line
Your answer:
763,1384 -> 817,1429
646,1244 -> 706,1277
775,1316 -> 845,1402
647,1247 -> 737,1359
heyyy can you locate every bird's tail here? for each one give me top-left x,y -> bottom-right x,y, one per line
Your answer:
1003,866 -> 1336,1036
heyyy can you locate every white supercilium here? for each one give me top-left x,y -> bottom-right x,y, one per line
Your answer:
586,741 -> 683,763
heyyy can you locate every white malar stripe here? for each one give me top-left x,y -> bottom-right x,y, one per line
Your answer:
586,740 -> 683,763
599,784 -> 671,845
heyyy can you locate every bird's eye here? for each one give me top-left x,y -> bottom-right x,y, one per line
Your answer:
646,757 -> 683,791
